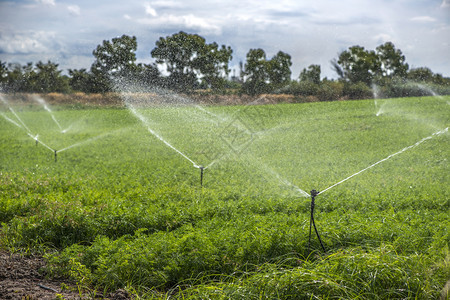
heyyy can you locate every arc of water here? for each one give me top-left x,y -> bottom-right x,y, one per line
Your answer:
257,161 -> 310,197
58,127 -> 131,153
127,104 -> 199,167
1,112 -> 23,129
0,97 -> 32,133
27,133 -> 54,152
319,127 -> 448,195
33,96 -> 63,131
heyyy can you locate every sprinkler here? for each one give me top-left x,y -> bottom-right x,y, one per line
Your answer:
35,139 -> 38,146
199,165 -> 205,187
308,189 -> 326,252
54,150 -> 57,163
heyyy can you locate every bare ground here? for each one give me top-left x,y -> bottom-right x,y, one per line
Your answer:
0,251 -> 131,300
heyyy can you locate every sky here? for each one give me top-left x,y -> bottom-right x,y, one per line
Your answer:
0,0 -> 449,79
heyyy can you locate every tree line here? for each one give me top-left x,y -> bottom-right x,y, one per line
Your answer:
0,31 -> 449,99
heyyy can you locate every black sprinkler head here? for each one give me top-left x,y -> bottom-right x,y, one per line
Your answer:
310,189 -> 319,198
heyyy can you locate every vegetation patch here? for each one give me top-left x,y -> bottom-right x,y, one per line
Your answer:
0,95 -> 449,299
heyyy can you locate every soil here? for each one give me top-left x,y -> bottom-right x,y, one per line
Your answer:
0,251 -> 131,300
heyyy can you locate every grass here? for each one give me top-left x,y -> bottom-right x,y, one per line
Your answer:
0,94 -> 449,299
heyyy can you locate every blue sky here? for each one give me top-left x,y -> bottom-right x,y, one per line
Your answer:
0,0 -> 449,79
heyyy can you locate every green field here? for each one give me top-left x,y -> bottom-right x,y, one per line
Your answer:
0,95 -> 449,299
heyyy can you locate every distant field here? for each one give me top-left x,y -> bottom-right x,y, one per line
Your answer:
0,95 -> 449,299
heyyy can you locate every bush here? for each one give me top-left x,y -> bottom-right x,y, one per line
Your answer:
318,80 -> 344,101
286,81 -> 320,96
375,81 -> 450,98
342,82 -> 373,99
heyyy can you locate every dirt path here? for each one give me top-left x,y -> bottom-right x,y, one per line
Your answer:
0,251 -> 130,299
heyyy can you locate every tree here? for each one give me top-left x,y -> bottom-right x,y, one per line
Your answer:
91,35 -> 138,92
196,42 -> 233,90
242,49 -> 293,95
2,62 -> 34,92
407,67 -> 434,82
299,64 -> 321,84
375,42 -> 408,79
69,68 -> 94,93
133,63 -> 161,86
151,31 -> 232,92
335,45 -> 380,85
31,61 -> 70,93
0,61 -> 7,85
267,51 -> 292,90
241,48 -> 269,95
333,42 -> 410,86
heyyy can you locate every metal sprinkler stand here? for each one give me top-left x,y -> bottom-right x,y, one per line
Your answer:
308,189 -> 326,252
54,150 -> 57,163
199,166 -> 205,187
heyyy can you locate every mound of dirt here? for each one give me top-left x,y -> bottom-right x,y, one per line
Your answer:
0,251 -> 131,299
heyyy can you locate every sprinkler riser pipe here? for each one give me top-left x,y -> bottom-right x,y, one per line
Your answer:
199,166 -> 204,187
54,150 -> 57,163
308,189 -> 326,252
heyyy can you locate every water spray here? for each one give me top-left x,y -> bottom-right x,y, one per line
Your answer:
33,95 -> 63,131
128,105 -> 199,167
319,127 -> 448,196
308,189 -> 326,252
304,127 -> 448,252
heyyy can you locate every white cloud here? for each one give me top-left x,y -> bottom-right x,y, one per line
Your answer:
67,5 -> 81,16
137,14 -> 221,35
144,3 -> 158,17
182,14 -> 220,33
0,31 -> 56,54
373,33 -> 393,44
410,16 -> 437,23
1,0 -> 449,78
35,0 -> 56,6
151,1 -> 183,9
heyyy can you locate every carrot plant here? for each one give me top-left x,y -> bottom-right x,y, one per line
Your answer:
1,95 -> 448,299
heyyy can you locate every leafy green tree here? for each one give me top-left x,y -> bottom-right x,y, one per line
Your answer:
3,62 -> 35,92
20,63 -> 36,92
0,61 -> 7,86
335,45 -> 380,85
91,35 -> 138,92
134,63 -> 162,86
241,48 -> 269,95
242,49 -> 293,95
151,31 -> 232,92
1,61 -> 69,93
151,31 -> 200,91
407,67 -> 434,82
69,68 -> 94,93
267,51 -> 292,90
197,42 -> 233,90
375,42 -> 408,79
333,42 -> 409,86
299,64 -> 321,84
30,61 -> 70,93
